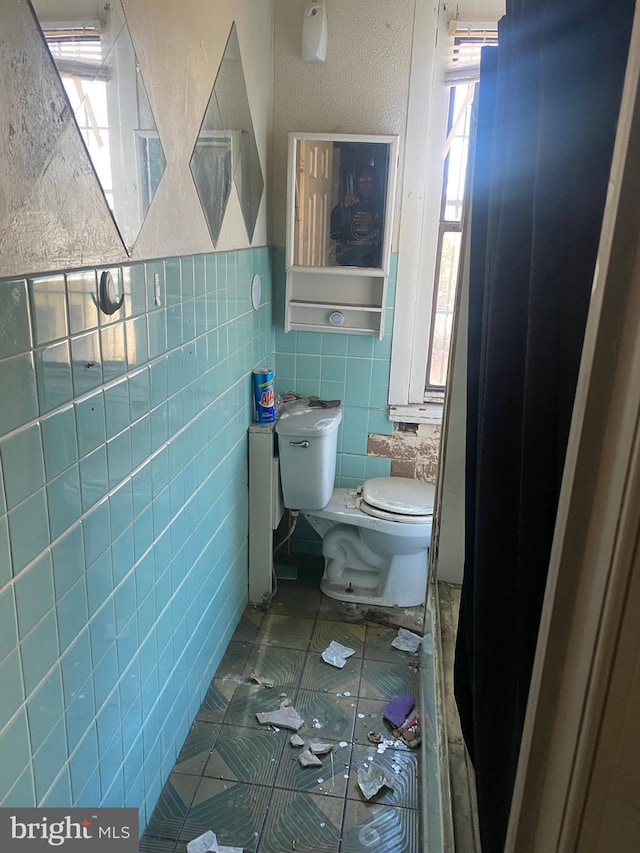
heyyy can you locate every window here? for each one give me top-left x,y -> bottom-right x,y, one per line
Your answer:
388,10 -> 500,419
426,82 -> 474,388
426,26 -> 497,391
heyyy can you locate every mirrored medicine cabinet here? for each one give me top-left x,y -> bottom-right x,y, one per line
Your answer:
285,132 -> 398,338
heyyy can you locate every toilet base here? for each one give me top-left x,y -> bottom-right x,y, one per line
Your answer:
303,494 -> 431,608
320,576 -> 425,607
319,552 -> 427,608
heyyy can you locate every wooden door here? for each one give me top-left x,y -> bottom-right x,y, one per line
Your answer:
295,139 -> 333,266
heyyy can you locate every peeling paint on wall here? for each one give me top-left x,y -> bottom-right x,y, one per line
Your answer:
367,422 -> 441,483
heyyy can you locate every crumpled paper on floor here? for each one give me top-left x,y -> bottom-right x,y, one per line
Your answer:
187,831 -> 219,853
186,830 -> 243,853
391,628 -> 423,653
357,762 -> 396,800
321,640 -> 356,668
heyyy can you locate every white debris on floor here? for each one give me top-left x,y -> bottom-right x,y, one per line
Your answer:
356,762 -> 396,800
321,640 -> 356,668
186,830 -> 243,853
298,749 -> 323,767
391,628 -> 423,653
309,741 -> 334,755
255,705 -> 304,731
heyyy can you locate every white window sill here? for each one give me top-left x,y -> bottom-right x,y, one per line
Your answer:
388,399 -> 444,424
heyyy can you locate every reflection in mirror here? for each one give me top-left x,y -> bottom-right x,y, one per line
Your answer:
31,0 -> 166,252
191,23 -> 263,246
294,140 -> 390,269
189,95 -> 231,248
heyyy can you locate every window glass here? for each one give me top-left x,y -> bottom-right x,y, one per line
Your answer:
429,230 -> 462,387
444,83 -> 473,222
426,83 -> 474,390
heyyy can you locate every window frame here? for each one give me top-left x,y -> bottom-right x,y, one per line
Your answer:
388,6 -> 500,422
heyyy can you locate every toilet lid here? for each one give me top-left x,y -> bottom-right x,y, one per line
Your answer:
361,477 -> 435,520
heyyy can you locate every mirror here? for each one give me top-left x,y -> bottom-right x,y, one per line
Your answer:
31,0 -> 166,253
292,137 -> 392,269
191,23 -> 264,246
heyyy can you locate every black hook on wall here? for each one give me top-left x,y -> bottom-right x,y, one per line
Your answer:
99,270 -> 124,315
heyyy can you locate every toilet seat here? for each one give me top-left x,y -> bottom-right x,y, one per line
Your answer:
355,477 -> 435,524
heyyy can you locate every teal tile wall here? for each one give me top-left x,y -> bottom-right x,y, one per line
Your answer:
272,249 -> 395,554
0,247 -> 273,827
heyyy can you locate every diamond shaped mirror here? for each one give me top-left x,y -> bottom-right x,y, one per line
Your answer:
189,87 -> 231,248
191,22 -> 264,246
30,0 -> 166,253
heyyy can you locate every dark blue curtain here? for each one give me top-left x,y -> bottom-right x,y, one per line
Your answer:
454,2 -> 634,850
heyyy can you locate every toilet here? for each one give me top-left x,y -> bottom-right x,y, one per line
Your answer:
275,402 -> 434,607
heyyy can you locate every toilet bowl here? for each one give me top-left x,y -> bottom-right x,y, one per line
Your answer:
276,402 -> 434,607
304,480 -> 434,607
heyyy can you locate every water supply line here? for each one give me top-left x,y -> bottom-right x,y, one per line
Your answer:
262,509 -> 299,610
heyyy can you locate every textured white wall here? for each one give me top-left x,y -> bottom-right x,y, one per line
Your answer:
457,0 -> 505,20
0,0 -> 273,277
271,0 -> 415,249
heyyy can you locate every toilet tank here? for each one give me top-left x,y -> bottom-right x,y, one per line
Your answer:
275,404 -> 342,509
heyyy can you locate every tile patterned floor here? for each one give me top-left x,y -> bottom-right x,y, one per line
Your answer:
140,570 -> 424,852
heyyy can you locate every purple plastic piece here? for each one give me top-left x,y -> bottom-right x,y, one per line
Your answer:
383,695 -> 415,728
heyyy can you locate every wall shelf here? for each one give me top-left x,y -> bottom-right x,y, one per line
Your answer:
285,269 -> 388,338
288,300 -> 383,311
